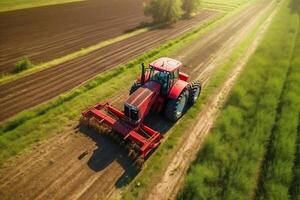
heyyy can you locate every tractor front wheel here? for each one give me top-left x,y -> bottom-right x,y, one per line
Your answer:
165,89 -> 189,121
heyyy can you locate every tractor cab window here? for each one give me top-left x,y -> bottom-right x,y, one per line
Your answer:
170,70 -> 179,84
173,69 -> 179,79
149,68 -> 171,95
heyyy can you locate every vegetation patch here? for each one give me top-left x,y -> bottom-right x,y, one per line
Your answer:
13,57 -> 34,73
178,0 -> 300,199
201,0 -> 250,12
255,2 -> 300,199
290,115 -> 300,200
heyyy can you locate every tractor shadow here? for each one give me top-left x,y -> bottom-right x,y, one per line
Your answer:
78,124 -> 141,188
78,110 -> 177,188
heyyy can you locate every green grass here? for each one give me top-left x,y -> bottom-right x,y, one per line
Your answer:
255,5 -> 300,200
0,0 -> 85,12
290,115 -> 300,200
178,0 -> 300,199
202,0 -> 250,12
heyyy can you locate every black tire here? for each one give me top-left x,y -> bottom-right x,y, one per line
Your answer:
188,80 -> 201,105
165,89 -> 189,121
129,81 -> 141,94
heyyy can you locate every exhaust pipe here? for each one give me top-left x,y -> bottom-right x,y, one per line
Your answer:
141,63 -> 145,85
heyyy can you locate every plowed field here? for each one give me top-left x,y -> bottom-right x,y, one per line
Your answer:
0,0 -> 149,74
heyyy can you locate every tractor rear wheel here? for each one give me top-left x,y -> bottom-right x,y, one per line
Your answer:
165,89 -> 189,121
129,81 -> 141,94
188,80 -> 201,105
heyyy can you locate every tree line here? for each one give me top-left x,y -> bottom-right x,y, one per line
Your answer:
144,0 -> 202,24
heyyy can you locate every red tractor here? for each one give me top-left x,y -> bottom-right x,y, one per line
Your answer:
81,57 -> 201,168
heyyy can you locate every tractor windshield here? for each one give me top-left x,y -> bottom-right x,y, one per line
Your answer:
149,67 -> 170,95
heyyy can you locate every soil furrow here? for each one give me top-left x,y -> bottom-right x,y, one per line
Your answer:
0,0 -> 149,73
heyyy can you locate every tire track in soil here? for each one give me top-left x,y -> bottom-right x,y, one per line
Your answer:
0,1 -> 271,200
0,11 -> 217,122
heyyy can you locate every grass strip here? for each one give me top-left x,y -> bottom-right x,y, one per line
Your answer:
0,28 -> 149,85
0,0 -> 85,12
121,1 -> 273,199
178,0 -> 299,199
255,12 -> 300,200
289,114 -> 300,200
202,0 -> 249,12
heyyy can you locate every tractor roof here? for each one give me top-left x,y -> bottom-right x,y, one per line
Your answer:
150,57 -> 182,72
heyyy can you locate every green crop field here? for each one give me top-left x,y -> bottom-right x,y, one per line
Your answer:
0,0 -> 85,12
202,0 -> 250,12
178,0 -> 300,199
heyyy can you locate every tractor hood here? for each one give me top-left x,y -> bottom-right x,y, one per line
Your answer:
124,81 -> 160,122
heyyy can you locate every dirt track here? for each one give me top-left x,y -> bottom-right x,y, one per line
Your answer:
0,0 -> 149,73
0,1 -> 272,200
0,10 -> 217,122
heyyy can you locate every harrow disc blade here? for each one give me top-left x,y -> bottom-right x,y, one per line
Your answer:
81,116 -> 113,135
134,156 -> 145,169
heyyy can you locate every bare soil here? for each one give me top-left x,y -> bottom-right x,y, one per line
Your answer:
0,10 -> 217,122
0,0 -> 149,74
0,1 -> 272,200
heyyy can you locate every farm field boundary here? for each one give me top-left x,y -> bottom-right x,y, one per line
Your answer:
255,4 -> 300,199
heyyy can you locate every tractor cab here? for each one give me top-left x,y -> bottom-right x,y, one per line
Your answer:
149,57 -> 181,95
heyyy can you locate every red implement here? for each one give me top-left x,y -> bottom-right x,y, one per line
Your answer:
82,103 -> 163,159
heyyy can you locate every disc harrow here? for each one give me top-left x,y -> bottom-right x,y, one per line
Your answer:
81,103 -> 163,169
